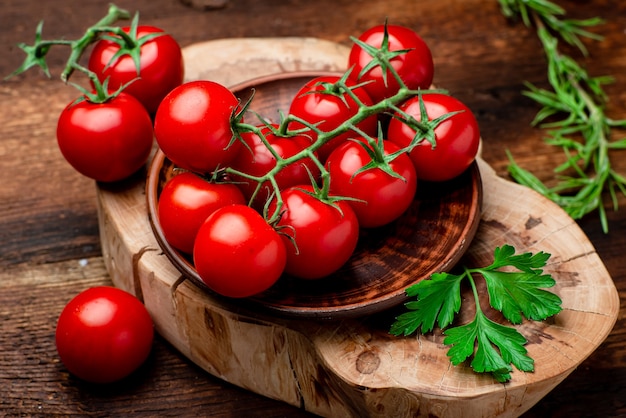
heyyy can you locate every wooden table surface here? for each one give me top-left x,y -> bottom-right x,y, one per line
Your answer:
1,0 -> 625,416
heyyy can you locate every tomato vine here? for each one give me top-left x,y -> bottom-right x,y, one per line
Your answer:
225,72 -> 455,224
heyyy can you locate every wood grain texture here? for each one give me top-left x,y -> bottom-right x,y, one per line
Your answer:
96,38 -> 618,417
1,0 -> 625,416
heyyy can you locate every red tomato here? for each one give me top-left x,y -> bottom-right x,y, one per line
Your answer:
193,204 -> 286,298
229,124 -> 320,208
326,138 -> 417,227
154,80 -> 242,174
56,93 -> 153,183
55,286 -> 154,384
348,24 -> 434,103
88,25 -> 184,115
158,172 -> 246,254
268,185 -> 360,280
387,93 -> 480,182
287,75 -> 377,162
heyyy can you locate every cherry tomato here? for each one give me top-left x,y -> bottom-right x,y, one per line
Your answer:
287,75 -> 377,162
56,93 -> 153,183
326,138 -> 417,228
229,124 -> 320,208
387,93 -> 480,182
55,286 -> 154,384
348,24 -> 434,103
268,185 -> 360,280
88,25 -> 184,115
193,204 -> 286,298
158,172 -> 246,254
154,80 -> 242,174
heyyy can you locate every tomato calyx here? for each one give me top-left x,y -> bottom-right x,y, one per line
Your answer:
305,177 -> 359,217
8,4 -> 132,82
300,70 -> 370,109
68,73 -> 138,106
189,166 -> 233,186
6,21 -> 56,79
95,12 -> 167,76
389,90 -> 464,150
349,21 -> 415,91
7,4 -> 164,105
347,128 -> 410,182
231,91 -> 259,146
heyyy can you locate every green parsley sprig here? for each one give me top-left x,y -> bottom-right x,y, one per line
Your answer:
498,0 -> 626,233
390,245 -> 562,382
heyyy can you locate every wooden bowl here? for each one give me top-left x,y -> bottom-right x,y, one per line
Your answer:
146,71 -> 483,319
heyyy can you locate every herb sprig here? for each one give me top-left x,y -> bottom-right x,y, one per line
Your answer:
498,0 -> 626,233
390,245 -> 562,382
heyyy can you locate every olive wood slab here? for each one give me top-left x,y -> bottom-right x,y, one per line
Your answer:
96,37 -> 619,418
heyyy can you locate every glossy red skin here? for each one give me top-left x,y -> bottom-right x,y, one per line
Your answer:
154,80 -> 242,174
193,204 -> 286,298
326,138 -> 417,228
56,93 -> 153,183
88,25 -> 184,115
269,185 -> 360,280
287,75 -> 378,162
158,172 -> 246,254
387,93 -> 480,182
348,24 -> 434,103
55,286 -> 154,384
229,124 -> 320,208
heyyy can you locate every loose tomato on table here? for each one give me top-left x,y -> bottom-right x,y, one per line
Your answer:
348,24 -> 434,103
193,204 -> 287,298
56,92 -> 154,183
55,286 -> 154,384
287,75 -> 378,162
154,80 -> 242,175
268,185 -> 360,280
88,24 -> 184,115
325,137 -> 417,228
228,124 -> 321,208
387,92 -> 480,182
157,172 -> 246,255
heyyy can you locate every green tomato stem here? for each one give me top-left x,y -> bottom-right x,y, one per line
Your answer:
60,5 -> 132,82
9,4 -> 132,87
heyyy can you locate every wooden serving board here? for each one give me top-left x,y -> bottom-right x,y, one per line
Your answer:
96,38 -> 619,417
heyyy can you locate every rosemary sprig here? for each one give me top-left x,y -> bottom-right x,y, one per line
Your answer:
498,0 -> 626,233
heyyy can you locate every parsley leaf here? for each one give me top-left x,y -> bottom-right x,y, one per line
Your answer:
390,244 -> 562,382
389,272 -> 463,336
444,310 -> 533,383
481,270 -> 562,324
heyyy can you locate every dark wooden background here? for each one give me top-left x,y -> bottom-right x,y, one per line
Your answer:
1,0 -> 625,416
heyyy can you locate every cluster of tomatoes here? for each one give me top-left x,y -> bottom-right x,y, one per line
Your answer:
28,15 -> 480,384
153,24 -> 480,299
